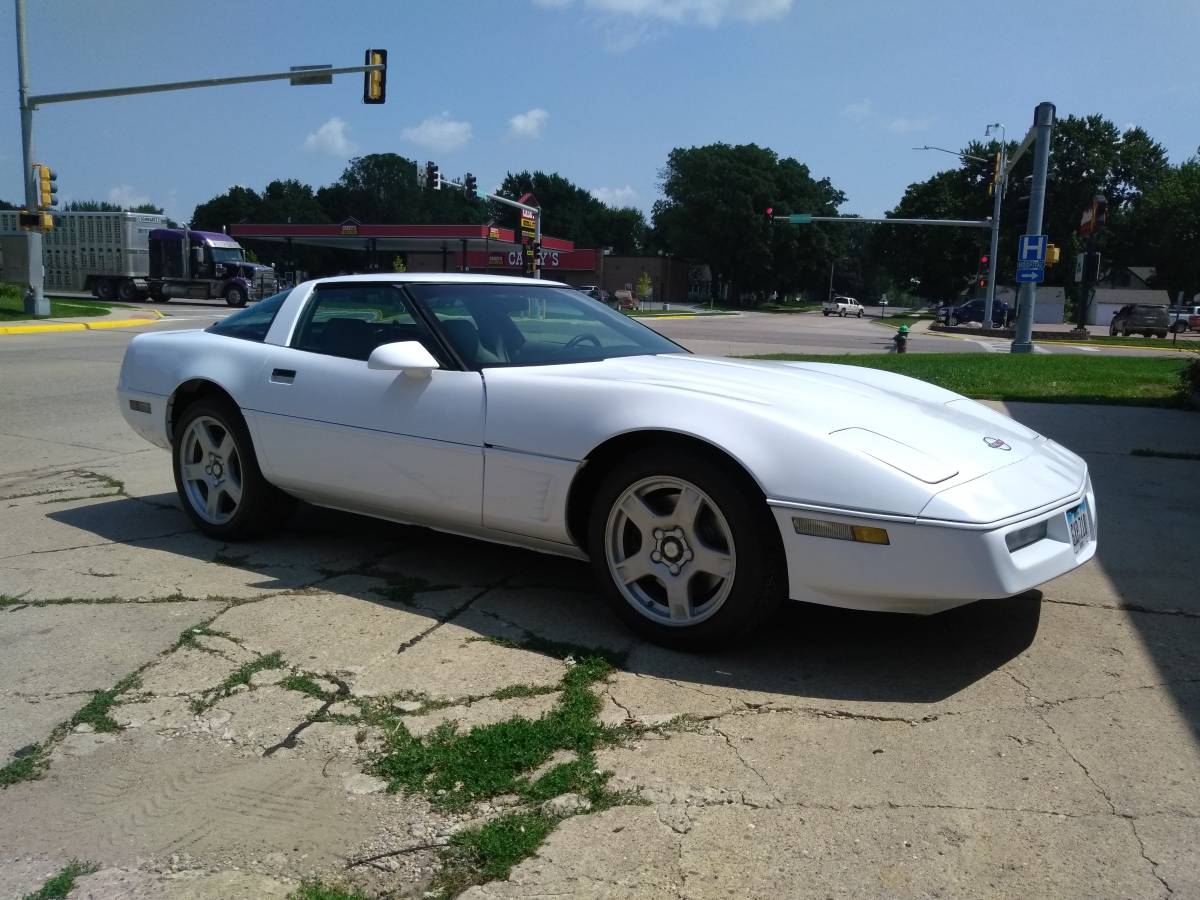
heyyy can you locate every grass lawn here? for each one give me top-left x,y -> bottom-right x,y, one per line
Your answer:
626,310 -> 734,318
1040,333 -> 1200,352
0,284 -> 113,321
744,352 -> 1193,407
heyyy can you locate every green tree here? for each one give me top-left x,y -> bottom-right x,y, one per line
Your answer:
489,171 -> 645,251
259,179 -> 328,224
1129,153 -> 1200,302
190,185 -> 263,231
316,153 -> 424,223
652,143 -> 844,302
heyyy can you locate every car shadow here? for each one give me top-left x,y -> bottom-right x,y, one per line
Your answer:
47,494 -> 1040,706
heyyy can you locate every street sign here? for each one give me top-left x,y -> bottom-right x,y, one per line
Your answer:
1016,234 -> 1046,284
1074,252 -> 1085,283
289,65 -> 333,86
788,213 -> 812,224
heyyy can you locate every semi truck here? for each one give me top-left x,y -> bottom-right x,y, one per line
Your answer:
0,210 -> 275,307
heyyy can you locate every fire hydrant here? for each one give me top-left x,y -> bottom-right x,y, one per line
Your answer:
892,324 -> 909,353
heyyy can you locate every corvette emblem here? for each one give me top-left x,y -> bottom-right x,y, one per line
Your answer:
983,437 -> 1011,451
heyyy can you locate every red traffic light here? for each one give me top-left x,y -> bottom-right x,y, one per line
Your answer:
765,207 -> 773,217
980,255 -> 989,264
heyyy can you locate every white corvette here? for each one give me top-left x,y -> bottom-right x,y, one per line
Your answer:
117,274 -> 1097,647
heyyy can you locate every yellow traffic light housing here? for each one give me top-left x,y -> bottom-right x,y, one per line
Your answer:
988,151 -> 1001,196
363,49 -> 386,104
1046,244 -> 1061,266
34,163 -> 57,209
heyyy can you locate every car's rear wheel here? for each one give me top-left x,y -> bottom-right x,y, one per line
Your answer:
587,450 -> 784,649
172,397 -> 293,540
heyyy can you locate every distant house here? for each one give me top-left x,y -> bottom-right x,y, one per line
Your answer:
1089,265 -> 1170,326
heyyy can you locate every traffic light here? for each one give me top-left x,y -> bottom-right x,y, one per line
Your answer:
765,206 -> 774,223
363,49 -> 386,104
464,172 -> 478,200
425,161 -> 440,191
34,164 -> 57,210
1046,244 -> 1061,266
988,152 -> 1001,196
980,255 -> 989,267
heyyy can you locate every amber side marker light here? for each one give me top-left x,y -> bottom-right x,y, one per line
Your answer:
792,517 -> 890,545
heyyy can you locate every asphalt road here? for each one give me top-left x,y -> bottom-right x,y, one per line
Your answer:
640,309 -> 1189,358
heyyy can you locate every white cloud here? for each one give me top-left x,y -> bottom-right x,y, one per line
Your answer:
592,185 -> 638,207
401,112 -> 473,153
534,0 -> 792,26
303,116 -> 355,156
840,99 -> 873,122
108,184 -> 150,208
883,116 -> 931,134
508,108 -> 550,140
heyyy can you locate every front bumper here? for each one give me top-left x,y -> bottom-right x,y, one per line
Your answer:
768,476 -> 1097,615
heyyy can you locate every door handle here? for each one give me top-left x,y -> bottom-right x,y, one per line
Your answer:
270,368 -> 296,384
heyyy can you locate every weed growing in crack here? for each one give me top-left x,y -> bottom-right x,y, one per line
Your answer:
371,575 -> 450,606
191,651 -> 285,713
365,637 -> 651,898
288,880 -> 368,900
281,672 -> 339,701
71,673 -> 142,733
434,812 -> 557,898
21,859 -> 98,900
0,744 -> 48,787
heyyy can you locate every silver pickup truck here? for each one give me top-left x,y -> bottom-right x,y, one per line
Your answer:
822,296 -> 864,318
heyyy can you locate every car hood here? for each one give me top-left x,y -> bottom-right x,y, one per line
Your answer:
528,353 -> 1039,478
483,353 -> 1085,522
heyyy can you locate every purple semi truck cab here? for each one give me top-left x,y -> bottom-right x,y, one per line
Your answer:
145,229 -> 275,306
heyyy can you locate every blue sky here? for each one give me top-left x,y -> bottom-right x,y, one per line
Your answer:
2,0 -> 1197,227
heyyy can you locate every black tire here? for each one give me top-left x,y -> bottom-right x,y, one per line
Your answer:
172,396 -> 293,540
586,448 -> 785,650
857,309 -> 863,318
224,284 -> 248,308
1122,329 -> 1131,337
95,279 -> 115,301
116,279 -> 140,303
823,311 -> 830,317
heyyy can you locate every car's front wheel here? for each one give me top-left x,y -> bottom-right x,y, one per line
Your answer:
172,397 -> 293,540
587,450 -> 784,649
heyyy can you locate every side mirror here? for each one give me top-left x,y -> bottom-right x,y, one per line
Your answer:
367,341 -> 440,378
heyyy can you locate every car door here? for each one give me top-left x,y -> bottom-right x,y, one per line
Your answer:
242,282 -> 484,530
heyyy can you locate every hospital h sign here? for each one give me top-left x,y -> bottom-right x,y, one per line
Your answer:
1016,233 -> 1047,284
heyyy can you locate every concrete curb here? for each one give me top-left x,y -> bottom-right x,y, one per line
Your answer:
0,311 -> 163,336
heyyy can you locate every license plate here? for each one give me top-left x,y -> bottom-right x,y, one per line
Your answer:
1066,500 -> 1092,553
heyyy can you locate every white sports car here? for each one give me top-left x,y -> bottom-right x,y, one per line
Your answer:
117,274 -> 1097,648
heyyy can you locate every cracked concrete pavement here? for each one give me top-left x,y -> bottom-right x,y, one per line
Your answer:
1,328 -> 1198,898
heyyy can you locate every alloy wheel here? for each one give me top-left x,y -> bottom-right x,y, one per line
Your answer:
604,476 -> 736,627
178,415 -> 243,525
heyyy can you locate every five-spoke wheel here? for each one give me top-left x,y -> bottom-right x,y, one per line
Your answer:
588,448 -> 784,648
172,397 -> 293,540
604,476 -> 736,628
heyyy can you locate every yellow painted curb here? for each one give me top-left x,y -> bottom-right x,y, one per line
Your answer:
0,322 -> 87,335
84,317 -> 164,330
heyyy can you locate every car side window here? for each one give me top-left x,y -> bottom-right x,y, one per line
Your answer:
205,290 -> 290,342
291,283 -> 441,363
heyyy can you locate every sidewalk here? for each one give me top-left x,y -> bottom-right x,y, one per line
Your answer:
0,305 -> 163,336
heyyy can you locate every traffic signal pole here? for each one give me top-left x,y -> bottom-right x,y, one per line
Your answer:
11,0 -> 383,317
982,142 -> 1006,331
1010,102 -> 1055,354
14,0 -> 47,316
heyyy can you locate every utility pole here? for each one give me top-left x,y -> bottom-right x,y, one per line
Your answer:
14,0 -> 47,316
11,3 -> 383,316
1010,102 -> 1055,354
982,124 -> 1006,330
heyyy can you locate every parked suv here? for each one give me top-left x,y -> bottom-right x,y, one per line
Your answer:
823,296 -> 864,317
1109,304 -> 1169,338
947,299 -> 1010,327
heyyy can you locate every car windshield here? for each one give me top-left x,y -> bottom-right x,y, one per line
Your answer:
211,247 -> 246,263
408,283 -> 685,369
